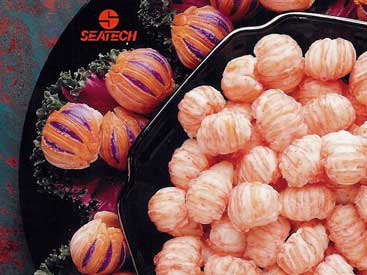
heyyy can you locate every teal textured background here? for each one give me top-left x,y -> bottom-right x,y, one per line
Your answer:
0,1 -> 87,273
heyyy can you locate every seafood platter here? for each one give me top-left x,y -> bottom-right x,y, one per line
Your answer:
19,0 -> 367,274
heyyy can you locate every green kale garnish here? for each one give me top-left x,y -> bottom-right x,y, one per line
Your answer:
138,0 -> 190,84
34,245 -> 82,275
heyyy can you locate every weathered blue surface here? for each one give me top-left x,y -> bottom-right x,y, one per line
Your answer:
0,1 -> 87,273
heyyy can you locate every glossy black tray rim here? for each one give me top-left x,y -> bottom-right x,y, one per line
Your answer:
118,12 -> 367,274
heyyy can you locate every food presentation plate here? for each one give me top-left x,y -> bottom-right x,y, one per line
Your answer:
17,0 -> 359,272
18,0 -> 142,266
119,12 -> 367,275
17,0 -> 288,266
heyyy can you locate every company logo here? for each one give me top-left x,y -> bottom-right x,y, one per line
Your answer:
81,9 -> 138,42
98,9 -> 119,30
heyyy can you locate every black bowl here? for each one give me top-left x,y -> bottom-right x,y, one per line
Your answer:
119,12 -> 367,275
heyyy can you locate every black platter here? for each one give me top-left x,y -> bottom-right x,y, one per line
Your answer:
119,12 -> 367,275
17,0 -> 348,272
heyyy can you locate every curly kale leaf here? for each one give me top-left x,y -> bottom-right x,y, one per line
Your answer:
34,245 -> 82,275
88,48 -> 121,78
138,0 -> 190,84
30,84 -> 98,222
56,49 -> 121,100
30,48 -> 127,221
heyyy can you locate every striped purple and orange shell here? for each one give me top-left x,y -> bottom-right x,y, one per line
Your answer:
210,0 -> 260,22
356,1 -> 367,21
70,211 -> 128,275
171,5 -> 233,69
105,48 -> 175,115
99,107 -> 148,171
41,103 -> 103,170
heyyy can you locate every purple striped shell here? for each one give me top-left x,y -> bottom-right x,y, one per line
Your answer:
70,212 -> 128,275
171,5 -> 234,69
41,103 -> 102,170
210,0 -> 260,22
357,2 -> 367,21
99,107 -> 148,171
105,48 -> 175,115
